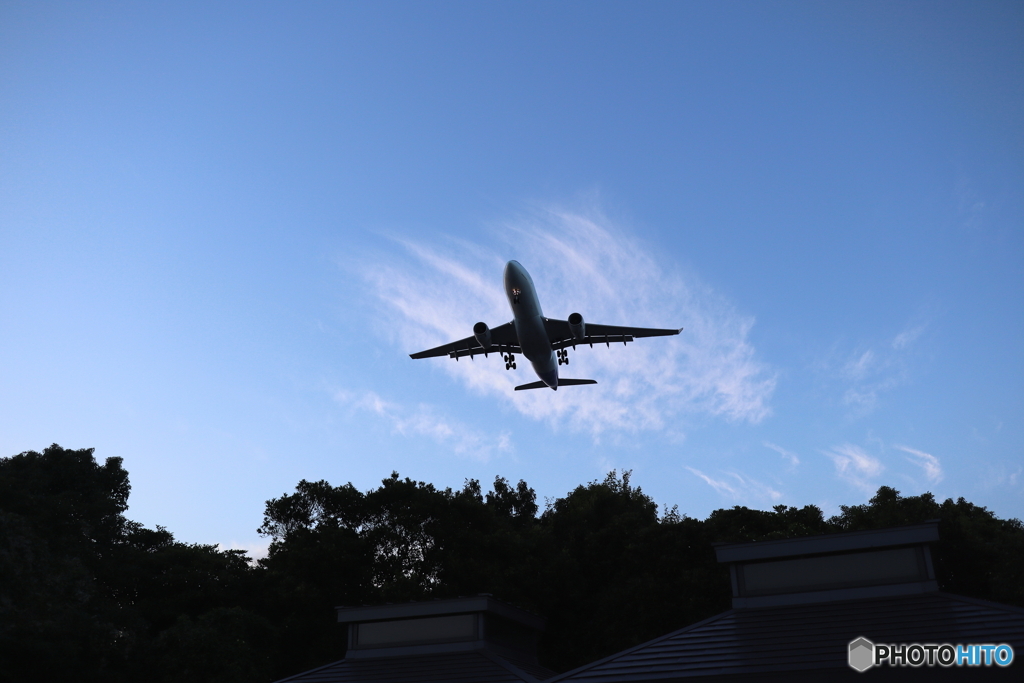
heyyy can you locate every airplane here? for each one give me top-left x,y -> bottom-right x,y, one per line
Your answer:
410,260 -> 682,391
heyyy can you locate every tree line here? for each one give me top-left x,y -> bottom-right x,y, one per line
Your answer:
2,444 -> 1022,682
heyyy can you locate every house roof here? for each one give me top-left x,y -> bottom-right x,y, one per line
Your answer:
274,649 -> 555,683
550,592 -> 1024,682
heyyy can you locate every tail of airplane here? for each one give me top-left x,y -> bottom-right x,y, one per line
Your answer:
514,378 -> 598,391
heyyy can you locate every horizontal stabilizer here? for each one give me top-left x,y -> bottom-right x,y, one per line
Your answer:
514,378 -> 598,391
514,381 -> 549,391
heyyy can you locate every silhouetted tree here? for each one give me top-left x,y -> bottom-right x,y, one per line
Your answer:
5,445 -> 1023,681
254,472 -> 544,675
0,445 -> 264,683
147,607 -> 275,683
705,502 -> 831,542
0,445 -> 134,681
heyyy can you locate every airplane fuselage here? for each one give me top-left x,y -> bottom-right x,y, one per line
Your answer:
503,260 -> 560,389
409,260 -> 681,391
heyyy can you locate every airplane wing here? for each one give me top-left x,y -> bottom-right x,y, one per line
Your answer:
542,318 -> 682,350
409,321 -> 521,360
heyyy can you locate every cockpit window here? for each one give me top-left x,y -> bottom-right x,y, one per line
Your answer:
512,287 -> 521,303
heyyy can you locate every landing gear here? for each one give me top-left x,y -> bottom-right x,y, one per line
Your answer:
557,348 -> 569,365
504,353 -> 517,370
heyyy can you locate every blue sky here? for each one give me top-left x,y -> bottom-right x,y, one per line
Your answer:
2,1 -> 1021,558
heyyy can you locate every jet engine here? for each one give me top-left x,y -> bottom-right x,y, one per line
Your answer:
568,312 -> 586,340
473,321 -> 492,350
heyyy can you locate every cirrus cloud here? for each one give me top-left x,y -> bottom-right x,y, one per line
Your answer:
823,443 -> 885,493
685,466 -> 783,506
764,441 -> 800,467
332,389 -> 512,462
361,202 -> 775,436
895,445 -> 943,485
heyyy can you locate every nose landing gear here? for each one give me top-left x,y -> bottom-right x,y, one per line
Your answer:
557,348 -> 569,365
504,354 -> 517,370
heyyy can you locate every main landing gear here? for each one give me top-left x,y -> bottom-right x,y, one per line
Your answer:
557,349 -> 569,366
504,354 -> 517,370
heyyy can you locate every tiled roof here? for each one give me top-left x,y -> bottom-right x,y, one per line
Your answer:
275,649 -> 555,683
552,592 -> 1024,682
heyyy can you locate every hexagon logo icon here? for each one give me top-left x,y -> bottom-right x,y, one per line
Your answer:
848,637 -> 875,672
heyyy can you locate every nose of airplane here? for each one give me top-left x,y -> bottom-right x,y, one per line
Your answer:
504,260 -> 524,287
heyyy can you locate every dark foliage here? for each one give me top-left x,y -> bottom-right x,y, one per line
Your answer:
829,486 -> 1024,608
0,445 -> 266,683
2,445 -> 1022,682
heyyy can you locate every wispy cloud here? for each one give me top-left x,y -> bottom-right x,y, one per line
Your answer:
333,389 -> 512,462
836,346 -> 902,415
686,466 -> 783,506
360,202 -> 775,436
763,441 -> 800,467
841,377 -> 902,415
954,175 -> 987,231
843,350 -> 875,380
892,325 -> 925,351
822,444 -> 884,493
820,320 -> 927,418
980,463 -> 1023,490
895,445 -> 943,485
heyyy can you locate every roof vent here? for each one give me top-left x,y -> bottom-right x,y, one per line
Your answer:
714,521 -> 940,608
335,595 -> 545,662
